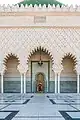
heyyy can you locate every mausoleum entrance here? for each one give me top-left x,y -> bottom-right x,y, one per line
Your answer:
36,73 -> 45,93
27,47 -> 54,93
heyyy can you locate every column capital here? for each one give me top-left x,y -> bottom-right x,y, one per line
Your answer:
52,64 -> 63,74
0,71 -> 4,75
17,64 -> 28,74
54,69 -> 62,75
75,65 -> 80,75
24,72 -> 26,75
0,64 -> 6,75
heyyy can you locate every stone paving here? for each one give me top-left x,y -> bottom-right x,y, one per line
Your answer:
0,93 -> 80,120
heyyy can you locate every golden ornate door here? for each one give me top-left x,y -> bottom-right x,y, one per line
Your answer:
36,73 -> 44,92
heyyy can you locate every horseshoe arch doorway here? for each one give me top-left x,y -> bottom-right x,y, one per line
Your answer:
36,73 -> 45,93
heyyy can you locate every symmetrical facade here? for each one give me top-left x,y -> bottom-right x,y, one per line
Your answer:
0,4 -> 80,93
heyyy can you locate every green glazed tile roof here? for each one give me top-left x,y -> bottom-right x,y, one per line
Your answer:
18,0 -> 64,7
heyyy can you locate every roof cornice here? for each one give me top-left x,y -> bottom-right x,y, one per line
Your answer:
0,4 -> 80,13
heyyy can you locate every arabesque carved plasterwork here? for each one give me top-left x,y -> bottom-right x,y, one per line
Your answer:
0,28 -> 80,73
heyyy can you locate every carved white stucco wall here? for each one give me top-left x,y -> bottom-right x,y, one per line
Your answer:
0,28 -> 80,73
0,5 -> 80,74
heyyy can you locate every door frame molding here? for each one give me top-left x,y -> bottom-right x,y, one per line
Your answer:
35,72 -> 45,93
31,61 -> 50,93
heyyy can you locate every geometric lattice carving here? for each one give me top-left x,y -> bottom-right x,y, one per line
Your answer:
0,28 -> 80,73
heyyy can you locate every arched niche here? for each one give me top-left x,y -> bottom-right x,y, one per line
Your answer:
3,54 -> 20,93
60,54 -> 77,93
26,47 -> 55,93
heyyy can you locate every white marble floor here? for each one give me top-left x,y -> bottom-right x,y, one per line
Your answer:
0,93 -> 80,120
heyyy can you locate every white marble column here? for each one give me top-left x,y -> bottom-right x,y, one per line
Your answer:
21,73 -> 23,93
1,73 -> 4,93
47,78 -> 49,93
24,73 -> 26,93
77,74 -> 79,93
55,72 -> 57,93
58,73 -> 60,93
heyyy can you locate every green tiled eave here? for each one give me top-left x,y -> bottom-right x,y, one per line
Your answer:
18,0 -> 64,7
